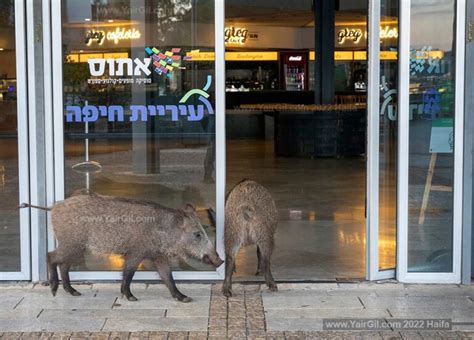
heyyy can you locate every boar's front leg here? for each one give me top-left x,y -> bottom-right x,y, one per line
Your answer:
121,256 -> 141,301
47,251 -> 60,296
256,245 -> 262,276
222,249 -> 238,297
154,257 -> 191,303
59,263 -> 81,296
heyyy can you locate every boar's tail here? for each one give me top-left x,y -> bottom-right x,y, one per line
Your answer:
18,203 -> 53,211
207,207 -> 216,225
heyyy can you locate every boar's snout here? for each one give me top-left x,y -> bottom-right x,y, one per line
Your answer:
202,252 -> 224,268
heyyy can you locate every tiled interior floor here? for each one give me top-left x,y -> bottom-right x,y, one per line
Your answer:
227,139 -> 369,280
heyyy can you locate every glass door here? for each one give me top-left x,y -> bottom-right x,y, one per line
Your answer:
50,0 -> 225,281
224,0 -> 370,281
367,0 -> 399,280
397,0 -> 465,283
0,0 -> 30,280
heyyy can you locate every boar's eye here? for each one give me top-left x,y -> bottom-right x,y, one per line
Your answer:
194,232 -> 202,240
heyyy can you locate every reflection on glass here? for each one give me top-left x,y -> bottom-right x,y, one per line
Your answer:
378,0 -> 398,270
0,0 -> 20,271
408,0 -> 455,272
61,0 -> 216,271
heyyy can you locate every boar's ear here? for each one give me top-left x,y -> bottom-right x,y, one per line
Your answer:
242,205 -> 255,221
183,204 -> 197,215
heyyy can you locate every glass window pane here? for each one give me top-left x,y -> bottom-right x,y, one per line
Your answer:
0,0 -> 20,272
408,0 -> 455,272
61,0 -> 216,272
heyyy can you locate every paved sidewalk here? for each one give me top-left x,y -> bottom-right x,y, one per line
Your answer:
0,282 -> 472,339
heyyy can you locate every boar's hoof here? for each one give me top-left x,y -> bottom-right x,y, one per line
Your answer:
268,283 -> 278,292
176,296 -> 192,303
67,289 -> 81,296
121,293 -> 137,301
222,286 -> 233,297
50,283 -> 59,297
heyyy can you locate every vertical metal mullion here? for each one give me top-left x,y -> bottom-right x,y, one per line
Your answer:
214,0 -> 226,278
51,1 -> 64,205
462,1 -> 473,285
27,0 -> 48,282
14,0 -> 30,280
43,0 -> 55,253
366,0 -> 381,280
453,0 -> 466,282
396,0 -> 411,281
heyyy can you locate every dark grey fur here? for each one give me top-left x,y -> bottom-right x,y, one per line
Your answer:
222,179 -> 278,297
28,192 -> 223,302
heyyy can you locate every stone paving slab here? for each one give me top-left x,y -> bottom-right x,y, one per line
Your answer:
0,317 -> 105,332
359,296 -> 472,310
0,295 -> 25,310
1,282 -> 473,338
110,295 -> 210,311
264,308 -> 391,319
262,292 -> 364,309
388,307 -> 474,323
15,294 -> 117,310
38,309 -> 167,320
0,331 -> 471,339
102,317 -> 208,332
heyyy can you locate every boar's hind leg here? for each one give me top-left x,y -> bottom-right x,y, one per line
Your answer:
59,263 -> 81,296
222,246 -> 239,298
47,251 -> 60,296
154,257 -> 191,303
256,245 -> 262,276
258,238 -> 278,292
121,257 -> 141,301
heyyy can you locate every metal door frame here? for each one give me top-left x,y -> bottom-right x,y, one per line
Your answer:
366,0 -> 396,281
396,0 -> 466,283
0,0 -> 31,281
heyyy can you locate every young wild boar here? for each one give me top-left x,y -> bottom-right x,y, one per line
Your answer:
22,192 -> 223,302
222,179 -> 278,297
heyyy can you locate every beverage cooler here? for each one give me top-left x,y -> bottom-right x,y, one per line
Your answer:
280,51 -> 308,91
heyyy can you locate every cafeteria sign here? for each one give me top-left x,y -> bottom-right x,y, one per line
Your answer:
85,27 -> 141,45
429,118 -> 453,153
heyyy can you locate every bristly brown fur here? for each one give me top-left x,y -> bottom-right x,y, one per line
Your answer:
47,192 -> 223,302
222,179 -> 278,297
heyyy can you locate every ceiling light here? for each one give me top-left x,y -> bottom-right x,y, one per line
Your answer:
84,18 -> 91,22
0,48 -> 4,51
107,19 -> 114,23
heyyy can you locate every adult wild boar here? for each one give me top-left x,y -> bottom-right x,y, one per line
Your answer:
222,179 -> 278,297
21,192 -> 223,302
